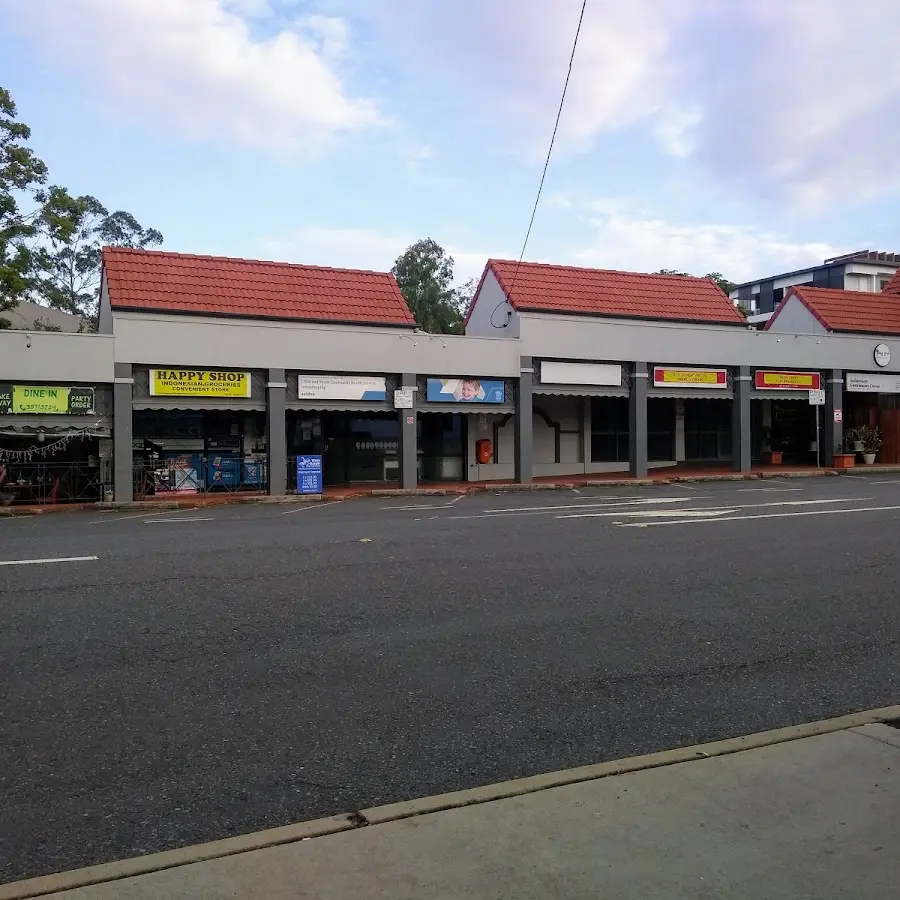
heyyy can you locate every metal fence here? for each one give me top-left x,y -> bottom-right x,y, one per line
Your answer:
134,454 -> 268,499
0,462 -> 108,505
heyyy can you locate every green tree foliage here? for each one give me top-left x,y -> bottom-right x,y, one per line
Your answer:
657,268 -> 736,295
0,86 -> 51,320
392,238 -> 472,334
33,195 -> 162,317
0,85 -> 163,329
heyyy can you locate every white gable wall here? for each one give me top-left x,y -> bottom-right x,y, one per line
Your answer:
465,269 -> 520,338
766,297 -> 829,335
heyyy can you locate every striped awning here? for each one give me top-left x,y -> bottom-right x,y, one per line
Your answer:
0,415 -> 111,437
649,388 -> 734,400
132,400 -> 265,411
533,386 -> 628,398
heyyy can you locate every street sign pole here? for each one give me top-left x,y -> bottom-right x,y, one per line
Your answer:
809,389 -> 825,468
816,405 -> 820,469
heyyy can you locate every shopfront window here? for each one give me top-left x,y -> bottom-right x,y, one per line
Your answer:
287,412 -> 399,484
419,414 -> 464,481
591,397 -> 629,462
684,399 -> 732,460
648,398 -> 675,461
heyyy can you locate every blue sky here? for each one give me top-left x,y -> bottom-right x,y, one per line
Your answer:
2,0 -> 897,286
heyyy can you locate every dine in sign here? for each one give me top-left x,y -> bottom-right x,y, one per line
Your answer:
149,369 -> 252,398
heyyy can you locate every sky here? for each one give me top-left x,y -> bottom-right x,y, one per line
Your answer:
1,0 -> 898,287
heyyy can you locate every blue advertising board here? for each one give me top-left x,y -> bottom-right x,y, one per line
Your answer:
426,378 -> 505,403
297,454 -> 324,494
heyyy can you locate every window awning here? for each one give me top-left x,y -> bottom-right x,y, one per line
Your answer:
0,415 -> 111,437
534,386 -> 628,398
649,389 -> 734,400
132,401 -> 265,412
286,401 -> 394,413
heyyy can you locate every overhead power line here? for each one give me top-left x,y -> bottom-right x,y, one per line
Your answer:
505,0 -> 588,302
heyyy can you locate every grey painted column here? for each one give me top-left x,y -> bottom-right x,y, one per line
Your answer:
112,362 -> 134,502
267,368 -> 287,495
515,357 -> 534,483
629,362 -> 648,478
399,373 -> 418,490
732,366 -> 752,472
824,369 -> 843,465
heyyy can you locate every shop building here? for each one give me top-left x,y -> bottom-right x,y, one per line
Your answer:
465,261 -> 750,477
0,330 -> 115,503
6,248 -> 900,503
766,282 -> 900,463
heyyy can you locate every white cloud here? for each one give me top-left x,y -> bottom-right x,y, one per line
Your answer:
259,227 -> 490,284
1,0 -> 380,152
572,203 -> 844,283
357,0 -> 900,204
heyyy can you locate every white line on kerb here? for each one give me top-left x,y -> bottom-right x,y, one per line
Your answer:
145,517 -> 214,524
619,504 -> 900,528
0,556 -> 99,567
281,501 -> 341,516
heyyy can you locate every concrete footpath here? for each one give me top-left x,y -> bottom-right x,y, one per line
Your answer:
3,709 -> 899,900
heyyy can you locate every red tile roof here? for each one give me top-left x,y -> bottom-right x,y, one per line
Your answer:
478,259 -> 745,326
767,285 -> 900,336
102,248 -> 416,327
884,270 -> 900,295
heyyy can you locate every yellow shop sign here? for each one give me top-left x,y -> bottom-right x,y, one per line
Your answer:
149,369 -> 252,398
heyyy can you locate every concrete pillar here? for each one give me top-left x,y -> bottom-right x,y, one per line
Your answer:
732,366 -> 752,472
112,362 -> 134,502
515,357 -> 534,483
629,363 -> 648,478
267,368 -> 287,495
399,373 -> 418,490
825,369 -> 843,465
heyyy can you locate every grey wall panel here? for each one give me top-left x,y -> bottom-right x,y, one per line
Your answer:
519,314 -> 900,373
112,313 -> 520,378
0,331 -> 115,383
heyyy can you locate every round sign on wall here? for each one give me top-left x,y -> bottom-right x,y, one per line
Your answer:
874,343 -> 891,367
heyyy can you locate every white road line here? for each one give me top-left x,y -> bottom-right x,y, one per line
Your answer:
281,501 -> 341,516
736,487 -> 802,493
481,497 -> 700,514
448,498 -> 701,521
670,483 -> 699,491
619,504 -> 900,528
0,555 -> 98,567
870,480 -> 900,485
88,511 -> 173,524
145,516 -> 215,524
449,495 -> 465,504
617,508 -> 737,519
557,497 -> 871,520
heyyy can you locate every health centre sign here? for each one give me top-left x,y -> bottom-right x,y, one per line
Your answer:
150,369 -> 252,398
297,375 -> 387,401
0,384 -> 95,415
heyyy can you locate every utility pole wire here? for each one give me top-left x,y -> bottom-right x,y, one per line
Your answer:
507,0 -> 588,300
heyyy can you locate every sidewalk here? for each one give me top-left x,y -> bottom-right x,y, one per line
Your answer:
5,708 -> 899,900
6,464 -> 900,517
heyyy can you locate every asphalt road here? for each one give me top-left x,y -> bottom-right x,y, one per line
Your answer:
2,474 -> 900,883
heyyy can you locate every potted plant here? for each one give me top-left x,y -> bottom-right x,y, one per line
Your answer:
856,424 -> 883,465
845,428 -> 864,454
761,427 -> 782,465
